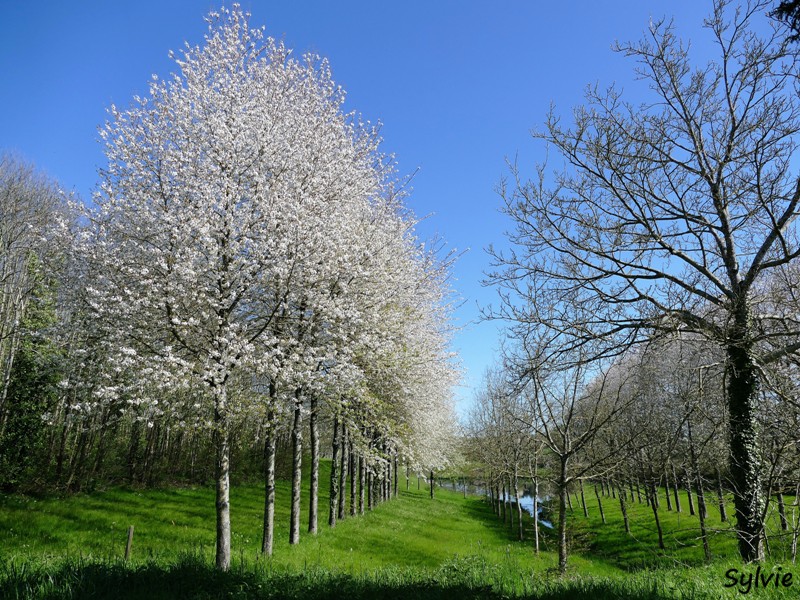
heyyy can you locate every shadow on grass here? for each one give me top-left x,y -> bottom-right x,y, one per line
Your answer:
1,554 -> 724,600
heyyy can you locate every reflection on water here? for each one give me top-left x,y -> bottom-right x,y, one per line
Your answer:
507,490 -> 554,528
469,484 -> 554,528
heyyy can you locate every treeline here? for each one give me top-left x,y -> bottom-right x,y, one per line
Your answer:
467,334 -> 800,572
0,5 -> 458,572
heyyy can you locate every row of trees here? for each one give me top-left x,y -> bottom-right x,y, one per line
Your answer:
467,333 -> 800,572
476,0 -> 800,567
0,5 -> 458,571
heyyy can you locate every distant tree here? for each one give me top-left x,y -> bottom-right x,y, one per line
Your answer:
0,154 -> 69,440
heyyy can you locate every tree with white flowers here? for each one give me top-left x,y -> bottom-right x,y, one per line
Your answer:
88,5 -> 399,570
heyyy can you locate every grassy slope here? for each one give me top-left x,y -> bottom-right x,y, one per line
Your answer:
0,467 -> 798,598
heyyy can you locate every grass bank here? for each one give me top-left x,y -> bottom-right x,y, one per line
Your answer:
1,470 -> 797,598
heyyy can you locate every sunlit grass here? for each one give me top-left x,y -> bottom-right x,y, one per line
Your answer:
2,469 -> 799,598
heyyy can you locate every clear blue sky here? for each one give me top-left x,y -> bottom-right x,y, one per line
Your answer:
0,1 -> 768,416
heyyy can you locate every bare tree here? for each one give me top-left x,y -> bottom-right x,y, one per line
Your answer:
509,340 -> 638,574
488,0 -> 800,561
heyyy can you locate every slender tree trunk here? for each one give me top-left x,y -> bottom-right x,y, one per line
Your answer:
359,455 -> 365,515
329,416 -> 340,527
778,488 -> 788,531
686,470 -> 696,516
698,490 -> 712,563
619,483 -> 630,534
373,468 -> 381,506
289,394 -> 303,545
261,415 -> 276,555
651,477 -> 659,510
508,475 -> 515,532
513,465 -> 523,541
532,474 -> 540,555
558,459 -> 569,574
579,479 -> 589,518
671,464 -> 682,513
337,425 -> 347,520
308,396 -> 319,535
648,483 -> 665,551
349,448 -> 356,517
664,471 -> 673,512
716,466 -> 728,523
430,470 -> 435,499
393,452 -> 398,498
792,482 -> 800,564
368,470 -> 373,510
687,418 -> 707,527
213,386 -> 231,571
594,484 -> 606,524
500,481 -> 506,522
383,456 -> 389,501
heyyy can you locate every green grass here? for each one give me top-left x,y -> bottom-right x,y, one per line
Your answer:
1,470 -> 799,598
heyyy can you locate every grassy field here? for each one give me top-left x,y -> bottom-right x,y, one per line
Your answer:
1,468 -> 798,598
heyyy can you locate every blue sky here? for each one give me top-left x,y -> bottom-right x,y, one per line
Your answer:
0,1 -> 766,416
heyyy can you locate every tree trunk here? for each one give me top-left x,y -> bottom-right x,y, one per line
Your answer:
594,484 -> 606,524
698,489 -> 712,562
337,425 -> 348,520
308,395 -> 319,535
213,386 -> 231,571
619,483 -> 630,534
792,482 -> 800,563
349,449 -> 356,517
261,415 -> 276,556
778,488 -> 788,531
686,470 -> 696,516
716,466 -> 728,523
508,476 -> 515,532
648,483 -> 665,551
368,470 -> 373,510
663,471 -> 673,512
513,465 -> 523,541
328,416 -> 340,527
430,470 -> 435,499
579,479 -> 589,518
671,464 -> 682,513
725,324 -> 765,562
532,475 -> 540,555
359,455 -> 365,515
393,452 -> 398,498
289,394 -> 303,545
557,460 -> 569,574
